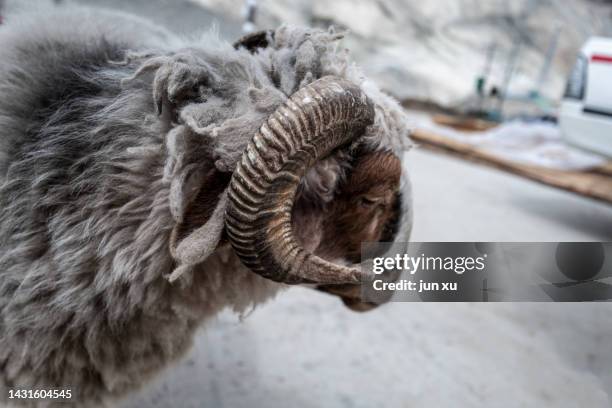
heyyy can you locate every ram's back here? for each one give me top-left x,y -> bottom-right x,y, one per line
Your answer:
0,7 -> 173,176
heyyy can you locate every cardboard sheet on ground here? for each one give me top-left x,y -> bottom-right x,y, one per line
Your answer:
411,118 -> 612,204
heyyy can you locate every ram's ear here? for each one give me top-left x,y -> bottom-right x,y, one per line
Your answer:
168,166 -> 232,282
233,30 -> 275,53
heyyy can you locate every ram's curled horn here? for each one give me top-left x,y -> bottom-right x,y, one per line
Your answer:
225,76 -> 375,284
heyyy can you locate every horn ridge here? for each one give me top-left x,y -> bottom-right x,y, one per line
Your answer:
225,76 -> 375,284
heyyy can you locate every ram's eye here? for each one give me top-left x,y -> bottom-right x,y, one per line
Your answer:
359,196 -> 380,208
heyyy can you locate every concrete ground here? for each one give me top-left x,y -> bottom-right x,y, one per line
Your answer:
123,149 -> 612,408
407,149 -> 612,242
7,1 -> 612,406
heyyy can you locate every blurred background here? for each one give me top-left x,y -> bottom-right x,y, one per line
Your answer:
2,0 -> 612,407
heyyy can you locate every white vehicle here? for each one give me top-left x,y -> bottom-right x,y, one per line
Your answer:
559,37 -> 612,158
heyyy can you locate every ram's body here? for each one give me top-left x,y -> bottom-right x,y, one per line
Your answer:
0,7 -> 411,406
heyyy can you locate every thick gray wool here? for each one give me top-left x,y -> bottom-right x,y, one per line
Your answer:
0,6 -> 412,407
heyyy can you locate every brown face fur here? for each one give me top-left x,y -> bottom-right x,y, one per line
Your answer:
316,150 -> 402,263
311,150 -> 402,311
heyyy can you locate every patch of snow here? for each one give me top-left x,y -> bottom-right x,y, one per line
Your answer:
189,0 -> 612,106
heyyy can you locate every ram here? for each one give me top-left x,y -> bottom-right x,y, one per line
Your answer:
0,7 -> 412,407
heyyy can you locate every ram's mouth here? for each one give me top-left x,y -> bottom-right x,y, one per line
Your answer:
316,284 -> 380,312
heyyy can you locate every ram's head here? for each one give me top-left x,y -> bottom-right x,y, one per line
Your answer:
139,27 -> 412,311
